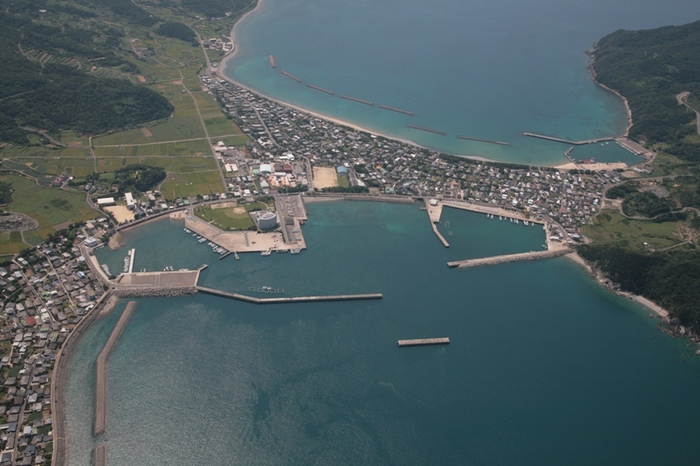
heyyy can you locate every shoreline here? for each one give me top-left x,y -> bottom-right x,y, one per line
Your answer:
564,252 -> 669,319
588,49 -> 634,138
217,0 -> 496,164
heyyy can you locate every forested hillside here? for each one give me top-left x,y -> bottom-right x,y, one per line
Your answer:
593,20 -> 700,162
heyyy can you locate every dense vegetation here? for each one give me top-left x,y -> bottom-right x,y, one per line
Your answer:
578,245 -> 700,330
586,21 -> 700,330
181,0 -> 254,18
593,21 -> 700,161
0,182 -> 12,205
156,22 -> 196,44
114,165 -> 166,194
0,4 -> 173,144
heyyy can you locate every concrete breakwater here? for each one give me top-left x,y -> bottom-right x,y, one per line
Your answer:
280,70 -> 302,83
340,95 -> 374,106
93,445 -> 106,466
407,124 -> 446,136
95,301 -> 137,436
197,286 -> 382,304
306,83 -> 335,95
457,135 -> 511,146
113,287 -> 197,298
448,249 -> 572,269
380,105 -> 414,116
522,132 -> 614,145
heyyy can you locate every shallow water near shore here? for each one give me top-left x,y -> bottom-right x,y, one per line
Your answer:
65,202 -> 700,465
224,0 -> 700,165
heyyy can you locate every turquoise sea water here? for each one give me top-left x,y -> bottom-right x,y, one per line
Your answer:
65,203 -> 700,465
224,0 -> 700,165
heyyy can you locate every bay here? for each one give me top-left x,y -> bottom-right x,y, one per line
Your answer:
224,0 -> 700,165
65,202 -> 700,465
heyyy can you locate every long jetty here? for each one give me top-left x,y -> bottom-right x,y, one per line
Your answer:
447,249 -> 572,269
523,132 -> 614,145
457,135 -> 511,146
306,83 -> 334,95
280,70 -> 302,83
340,95 -> 374,106
380,105 -> 414,116
407,124 -> 446,136
398,337 -> 450,347
196,286 -> 382,304
94,301 -> 137,436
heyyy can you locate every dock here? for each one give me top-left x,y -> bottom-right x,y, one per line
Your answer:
379,105 -> 414,116
406,124 -> 446,136
127,248 -> 135,274
447,249 -> 572,269
522,132 -> 614,145
95,301 -> 137,436
196,286 -> 382,304
457,135 -> 510,146
268,54 -> 276,68
398,337 -> 450,347
340,95 -> 374,106
306,83 -> 334,95
280,70 -> 302,83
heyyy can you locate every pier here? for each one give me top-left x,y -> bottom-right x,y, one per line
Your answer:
379,105 -> 414,116
447,249 -> 572,269
523,132 -> 614,145
457,135 -> 510,146
196,286 -> 382,304
280,70 -> 302,83
340,95 -> 374,106
424,199 -> 449,247
127,248 -> 135,274
398,337 -> 450,347
268,54 -> 276,68
306,83 -> 335,95
95,301 -> 137,436
407,124 -> 446,136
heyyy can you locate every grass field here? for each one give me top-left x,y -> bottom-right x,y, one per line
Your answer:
583,210 -> 683,252
93,139 -> 211,158
0,174 -> 99,248
160,171 -> 224,199
193,202 -> 269,230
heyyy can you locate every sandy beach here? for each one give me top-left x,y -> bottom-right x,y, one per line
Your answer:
565,251 -> 669,319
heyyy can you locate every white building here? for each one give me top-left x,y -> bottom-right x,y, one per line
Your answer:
258,211 -> 278,230
97,197 -> 115,206
125,192 -> 136,209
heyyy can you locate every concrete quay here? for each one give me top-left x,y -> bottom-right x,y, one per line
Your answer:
447,249 -> 572,269
441,200 -> 545,224
423,199 -> 449,247
113,286 -> 197,298
95,301 -> 137,436
196,286 -> 382,304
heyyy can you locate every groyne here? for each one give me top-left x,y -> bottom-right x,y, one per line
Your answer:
380,105 -> 414,116
340,95 -> 374,106
268,55 -> 276,68
457,135 -> 510,146
95,301 -> 137,436
448,249 -> 571,269
196,286 -> 382,304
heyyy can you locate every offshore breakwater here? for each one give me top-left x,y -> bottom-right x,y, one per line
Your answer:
94,301 -> 137,436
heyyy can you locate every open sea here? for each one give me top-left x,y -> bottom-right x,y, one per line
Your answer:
224,0 -> 700,165
64,203 -> 700,465
62,2 -> 700,464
